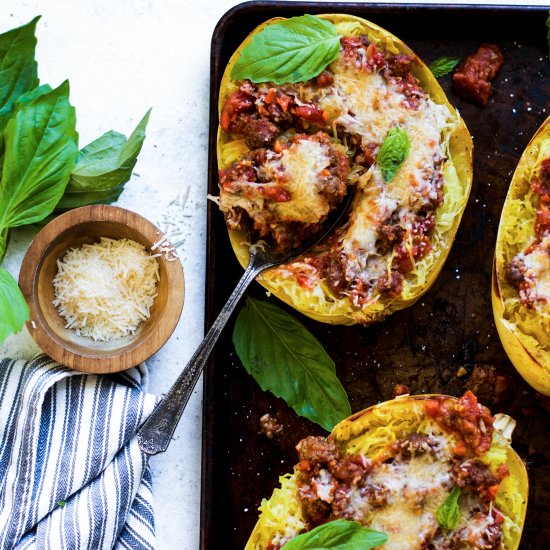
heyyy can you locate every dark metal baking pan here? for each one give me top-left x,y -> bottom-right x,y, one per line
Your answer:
203,3 -> 550,548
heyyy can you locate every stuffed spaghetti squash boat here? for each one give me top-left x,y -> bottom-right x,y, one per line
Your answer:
246,392 -> 527,550
493,117 -> 550,395
215,14 -> 473,325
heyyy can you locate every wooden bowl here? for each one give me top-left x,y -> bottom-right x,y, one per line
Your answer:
19,205 -> 185,373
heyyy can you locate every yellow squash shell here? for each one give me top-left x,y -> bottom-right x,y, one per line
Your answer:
245,394 -> 528,550
217,14 -> 473,325
493,116 -> 550,396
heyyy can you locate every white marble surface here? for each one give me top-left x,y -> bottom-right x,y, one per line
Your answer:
1,0 -> 549,548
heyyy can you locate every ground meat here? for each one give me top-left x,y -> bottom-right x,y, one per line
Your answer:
259,413 -> 283,439
236,114 -> 279,149
393,434 -> 441,459
220,89 -> 254,132
298,482 -> 332,524
451,459 -> 508,502
535,196 -> 550,236
218,160 -> 255,188
340,36 -> 387,72
332,483 -> 390,520
218,131 -> 349,250
454,509 -> 504,549
388,53 -> 414,78
377,223 -> 405,254
376,270 -> 404,298
220,81 -> 330,146
297,436 -> 340,465
452,44 -> 504,106
391,244 -> 415,274
330,457 -> 368,485
318,254 -> 348,296
425,391 -> 494,456
355,142 -> 377,167
465,364 -> 513,406
508,257 -> 525,286
427,509 -> 504,550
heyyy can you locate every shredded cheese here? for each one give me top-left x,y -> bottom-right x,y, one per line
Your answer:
53,237 -> 160,341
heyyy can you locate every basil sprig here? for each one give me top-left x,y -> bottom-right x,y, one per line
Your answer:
377,126 -> 410,183
231,15 -> 341,84
57,110 -> 150,212
233,297 -> 351,431
283,519 -> 388,550
0,81 -> 78,230
428,56 -> 461,78
437,486 -> 462,530
0,17 -> 150,344
0,17 -> 39,124
0,268 -> 29,343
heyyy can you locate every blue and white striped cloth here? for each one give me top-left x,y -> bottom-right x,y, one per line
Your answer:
0,355 -> 158,549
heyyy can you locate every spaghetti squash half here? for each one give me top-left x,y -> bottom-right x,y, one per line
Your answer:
245,392 -> 527,550
216,14 -> 473,325
493,116 -> 550,395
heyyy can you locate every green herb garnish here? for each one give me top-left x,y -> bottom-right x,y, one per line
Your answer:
57,500 -> 66,507
0,17 -> 150,344
428,56 -> 461,78
377,126 -> 410,183
56,110 -> 151,212
233,297 -> 351,431
283,519 -> 388,549
437,486 -> 462,530
0,268 -> 29,343
231,15 -> 341,84
0,81 -> 78,230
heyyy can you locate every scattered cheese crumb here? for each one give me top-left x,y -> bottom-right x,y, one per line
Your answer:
53,237 -> 159,341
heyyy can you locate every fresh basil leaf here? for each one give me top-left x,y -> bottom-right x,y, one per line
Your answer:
13,83 -> 53,109
0,228 -> 9,264
66,109 -> 150,193
0,16 -> 39,123
0,80 -> 78,230
283,519 -> 388,550
233,297 -> 351,431
437,486 -> 461,530
55,183 -> 125,211
0,267 -> 29,344
231,15 -> 341,84
428,56 -> 461,78
377,126 -> 410,183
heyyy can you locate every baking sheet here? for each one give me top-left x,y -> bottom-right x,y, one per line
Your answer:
203,3 -> 550,548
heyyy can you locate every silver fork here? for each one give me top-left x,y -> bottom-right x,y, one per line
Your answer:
137,191 -> 353,455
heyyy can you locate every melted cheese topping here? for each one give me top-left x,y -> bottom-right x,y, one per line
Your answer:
366,440 -> 452,549
516,235 -> 550,309
52,237 -> 159,341
270,138 -> 333,223
220,138 -> 335,225
321,63 -> 449,281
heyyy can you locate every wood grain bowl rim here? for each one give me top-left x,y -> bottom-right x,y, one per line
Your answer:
19,205 -> 185,374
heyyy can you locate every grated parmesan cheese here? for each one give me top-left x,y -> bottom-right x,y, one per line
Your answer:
52,237 -> 160,342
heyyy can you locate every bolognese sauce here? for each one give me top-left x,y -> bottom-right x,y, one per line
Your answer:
268,393 -> 510,550
508,155 -> 550,311
218,33 -> 457,311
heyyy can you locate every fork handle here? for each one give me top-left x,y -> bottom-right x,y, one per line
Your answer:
137,260 -> 264,455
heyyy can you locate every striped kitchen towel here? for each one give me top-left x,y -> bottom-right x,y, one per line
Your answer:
0,355 -> 158,550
